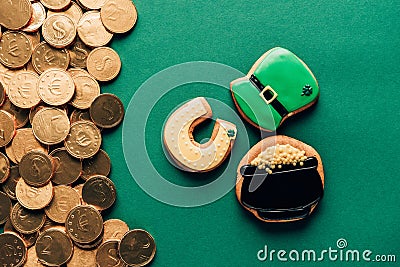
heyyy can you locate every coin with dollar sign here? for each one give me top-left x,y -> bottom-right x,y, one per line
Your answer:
42,14 -> 76,48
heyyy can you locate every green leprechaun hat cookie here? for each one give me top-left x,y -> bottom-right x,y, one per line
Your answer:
230,47 -> 319,131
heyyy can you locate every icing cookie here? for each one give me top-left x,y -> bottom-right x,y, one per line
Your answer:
236,135 -> 324,222
163,97 -> 237,172
231,47 -> 319,131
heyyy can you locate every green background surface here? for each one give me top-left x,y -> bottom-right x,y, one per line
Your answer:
112,1 -> 400,266
4,0 -> 400,266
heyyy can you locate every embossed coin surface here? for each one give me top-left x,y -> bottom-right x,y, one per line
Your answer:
32,107 -> 70,145
0,81 -> 5,105
48,2 -> 83,25
96,240 -> 127,267
45,185 -> 80,223
22,2 -> 47,33
78,0 -> 107,10
0,65 -> 25,94
70,108 -> 91,123
4,219 -> 39,248
77,11 -> 113,47
19,150 -> 53,187
119,229 -> 156,267
65,121 -> 102,159
103,219 -> 129,242
70,73 -> 100,109
8,71 -> 41,108
68,38 -> 91,68
32,42 -> 70,74
65,205 -> 103,244
0,191 -> 12,225
37,69 -> 75,106
5,128 -> 47,163
40,0 -> 71,11
10,202 -> 46,234
2,166 -> 20,200
0,31 -> 32,69
101,0 -> 138,34
87,47 -> 121,81
36,229 -> 74,266
90,93 -> 124,128
0,232 -> 27,267
0,98 -> 29,129
26,32 -> 41,50
82,149 -> 111,180
0,110 -> 16,147
67,67 -> 89,78
0,152 -> 10,183
50,148 -> 82,185
42,14 -> 76,48
82,175 -> 116,210
16,178 -> 53,210
0,0 -> 32,30
67,246 -> 96,267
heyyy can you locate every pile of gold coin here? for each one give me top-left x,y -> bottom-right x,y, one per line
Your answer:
0,0 -> 157,266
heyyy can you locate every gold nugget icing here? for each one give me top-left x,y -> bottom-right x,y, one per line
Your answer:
163,97 -> 237,172
251,144 -> 307,173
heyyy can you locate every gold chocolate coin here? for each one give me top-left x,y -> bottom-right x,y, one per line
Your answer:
67,246 -> 97,267
81,149 -> 111,180
25,31 -> 41,50
22,2 -> 47,33
96,240 -> 127,267
0,98 -> 29,128
37,68 -> 75,105
0,65 -> 25,93
10,202 -> 46,234
32,107 -> 70,145
8,71 -> 41,108
71,73 -> 100,109
101,0 -> 138,34
40,0 -> 71,11
0,232 -> 27,267
5,128 -> 47,163
19,150 -> 54,187
77,11 -> 113,47
26,246 -> 46,267
16,178 -> 53,210
0,151 -> 10,183
68,38 -> 91,68
119,229 -> 156,267
48,2 -> 83,25
70,108 -> 91,123
65,205 -> 103,244
50,147 -> 82,185
0,110 -> 16,147
32,42 -> 70,74
90,93 -> 124,128
0,31 -> 32,69
42,14 -> 76,48
64,121 -> 102,159
2,166 -> 20,200
77,0 -> 107,10
74,232 -> 104,249
0,191 -> 12,225
36,228 -> 74,266
0,0 -> 32,30
45,185 -> 80,223
103,219 -> 129,242
82,175 -> 116,210
87,47 -> 121,81
4,219 -> 40,248
67,67 -> 90,78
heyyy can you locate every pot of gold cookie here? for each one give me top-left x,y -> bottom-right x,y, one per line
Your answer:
236,135 -> 324,222
230,47 -> 319,132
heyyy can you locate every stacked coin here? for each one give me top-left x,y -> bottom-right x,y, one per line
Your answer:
0,1 -> 156,266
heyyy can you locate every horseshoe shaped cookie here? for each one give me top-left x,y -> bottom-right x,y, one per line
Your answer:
163,97 -> 237,172
236,135 -> 324,222
231,47 -> 319,131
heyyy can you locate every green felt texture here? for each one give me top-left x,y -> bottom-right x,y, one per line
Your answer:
2,0 -> 400,266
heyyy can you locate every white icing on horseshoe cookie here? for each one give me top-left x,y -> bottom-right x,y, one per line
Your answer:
163,97 -> 237,172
